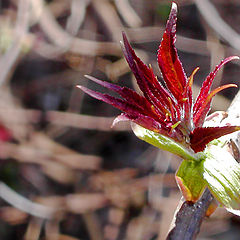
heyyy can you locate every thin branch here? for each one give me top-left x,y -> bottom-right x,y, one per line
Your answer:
0,182 -> 56,219
0,0 -> 30,86
30,0 -> 122,57
166,189 -> 213,240
66,0 -> 90,36
195,0 -> 240,51
91,0 -> 124,42
46,111 -> 131,131
114,0 -> 142,28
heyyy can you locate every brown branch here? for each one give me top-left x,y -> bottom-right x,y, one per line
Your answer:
46,111 -> 131,131
30,0 -> 122,57
195,0 -> 240,51
166,189 -> 213,240
166,89 -> 240,240
0,182 -> 57,219
114,0 -> 142,28
0,0 -> 30,86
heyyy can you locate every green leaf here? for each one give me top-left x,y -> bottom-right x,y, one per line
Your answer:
176,145 -> 240,214
132,123 -> 205,161
202,145 -> 240,212
176,160 -> 206,202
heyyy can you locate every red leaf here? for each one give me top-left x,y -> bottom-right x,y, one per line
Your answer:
122,32 -> 181,123
193,56 -> 239,127
190,126 -> 240,152
77,2 -> 239,153
77,85 -> 169,133
84,75 -> 152,114
77,85 -> 145,116
157,2 -> 187,103
193,84 -> 237,128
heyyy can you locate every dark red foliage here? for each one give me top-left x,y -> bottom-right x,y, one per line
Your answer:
78,2 -> 239,153
190,126 -> 240,152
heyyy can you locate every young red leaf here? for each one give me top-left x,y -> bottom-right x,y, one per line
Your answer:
84,75 -> 153,114
77,86 -> 174,136
157,2 -> 188,103
193,56 -> 239,127
190,126 -> 240,152
193,83 -> 237,128
121,32 -> 180,120
77,85 -> 145,116
77,2 -> 239,155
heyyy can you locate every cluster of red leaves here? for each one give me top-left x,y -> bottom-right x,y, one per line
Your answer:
78,3 -> 239,153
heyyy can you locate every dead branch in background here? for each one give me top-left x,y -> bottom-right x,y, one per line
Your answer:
31,0 -> 122,56
0,0 -> 30,86
195,0 -> 240,51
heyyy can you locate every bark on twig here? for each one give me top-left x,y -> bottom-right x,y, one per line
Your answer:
166,189 -> 213,240
166,90 -> 240,240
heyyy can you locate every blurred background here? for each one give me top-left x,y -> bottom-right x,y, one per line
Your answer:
0,0 -> 239,239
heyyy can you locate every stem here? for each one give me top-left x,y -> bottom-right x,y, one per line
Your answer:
166,188 -> 213,240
